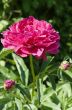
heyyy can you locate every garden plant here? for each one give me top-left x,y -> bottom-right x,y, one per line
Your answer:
0,0 -> 72,110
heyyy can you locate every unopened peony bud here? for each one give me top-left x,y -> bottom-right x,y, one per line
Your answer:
59,61 -> 70,70
4,80 -> 15,90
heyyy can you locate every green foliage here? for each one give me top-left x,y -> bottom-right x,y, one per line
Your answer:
0,48 -> 72,109
0,0 -> 72,110
12,53 -> 29,86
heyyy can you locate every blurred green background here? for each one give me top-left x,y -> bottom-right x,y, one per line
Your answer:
0,0 -> 72,59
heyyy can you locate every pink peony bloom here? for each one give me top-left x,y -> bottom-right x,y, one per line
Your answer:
1,16 -> 60,59
4,80 -> 15,90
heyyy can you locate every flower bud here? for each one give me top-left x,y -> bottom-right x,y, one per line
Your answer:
4,80 -> 15,90
59,61 -> 70,70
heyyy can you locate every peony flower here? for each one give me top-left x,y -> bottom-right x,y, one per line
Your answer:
4,80 -> 15,90
1,16 -> 60,59
59,61 -> 70,70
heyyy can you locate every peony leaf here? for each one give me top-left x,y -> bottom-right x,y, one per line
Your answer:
12,53 -> 29,86
67,108 -> 72,110
0,48 -> 13,60
41,97 -> 61,110
2,101 -> 14,110
0,65 -> 17,80
37,78 -> 43,105
39,56 -> 54,73
15,98 -> 23,110
24,104 -> 37,110
0,97 -> 11,107
16,84 -> 31,101
64,70 -> 72,79
0,20 -> 9,32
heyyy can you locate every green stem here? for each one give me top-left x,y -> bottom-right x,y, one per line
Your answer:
29,55 -> 35,97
